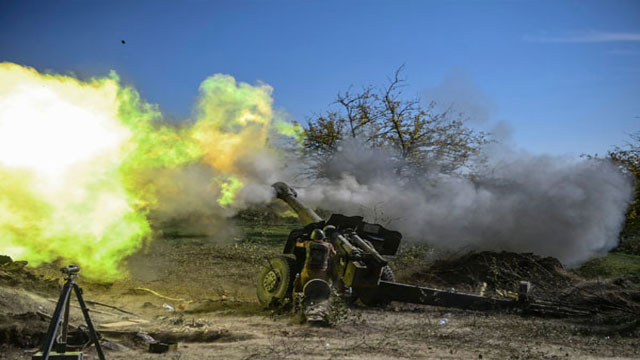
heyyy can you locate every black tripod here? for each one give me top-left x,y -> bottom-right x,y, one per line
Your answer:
35,265 -> 105,360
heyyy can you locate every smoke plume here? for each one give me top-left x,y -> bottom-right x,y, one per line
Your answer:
295,135 -> 633,267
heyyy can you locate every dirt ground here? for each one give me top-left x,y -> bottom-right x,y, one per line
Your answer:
1,236 -> 639,360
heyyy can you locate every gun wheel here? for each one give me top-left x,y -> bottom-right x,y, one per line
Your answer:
257,256 -> 297,308
356,266 -> 395,307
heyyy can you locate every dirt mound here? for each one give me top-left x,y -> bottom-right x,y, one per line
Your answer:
406,250 -> 640,332
0,312 -> 49,348
407,251 -> 574,301
0,255 -> 59,295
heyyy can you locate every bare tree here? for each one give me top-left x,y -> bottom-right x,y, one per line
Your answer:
303,66 -> 489,178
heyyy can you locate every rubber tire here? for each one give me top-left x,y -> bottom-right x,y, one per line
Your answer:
356,266 -> 395,307
257,256 -> 297,308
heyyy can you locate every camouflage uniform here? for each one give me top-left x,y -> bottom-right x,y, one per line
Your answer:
296,230 -> 336,290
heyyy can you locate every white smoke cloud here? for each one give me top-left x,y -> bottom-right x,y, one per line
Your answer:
421,70 -> 496,125
295,145 -> 632,266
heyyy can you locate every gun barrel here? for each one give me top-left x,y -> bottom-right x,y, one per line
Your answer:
272,182 -> 322,226
349,234 -> 388,266
333,233 -> 358,255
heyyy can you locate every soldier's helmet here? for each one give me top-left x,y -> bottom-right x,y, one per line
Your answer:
310,229 -> 326,241
322,225 -> 336,236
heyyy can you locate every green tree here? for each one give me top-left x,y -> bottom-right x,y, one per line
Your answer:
303,67 -> 489,178
609,131 -> 640,254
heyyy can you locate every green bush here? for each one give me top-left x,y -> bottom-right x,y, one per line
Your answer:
618,233 -> 640,255
575,253 -> 640,279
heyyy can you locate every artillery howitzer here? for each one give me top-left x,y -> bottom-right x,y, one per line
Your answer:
257,182 -> 590,317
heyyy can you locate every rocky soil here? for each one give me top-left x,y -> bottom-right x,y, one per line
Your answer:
1,240 -> 639,359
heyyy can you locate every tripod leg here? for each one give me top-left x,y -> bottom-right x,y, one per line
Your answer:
73,284 -> 106,360
41,281 -> 73,360
58,292 -> 71,353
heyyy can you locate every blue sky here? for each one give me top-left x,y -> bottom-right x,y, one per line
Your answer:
1,0 -> 638,156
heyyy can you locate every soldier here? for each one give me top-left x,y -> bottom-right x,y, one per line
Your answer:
297,229 -> 336,289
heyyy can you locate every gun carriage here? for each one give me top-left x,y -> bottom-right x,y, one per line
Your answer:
257,182 -> 587,317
